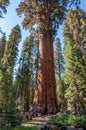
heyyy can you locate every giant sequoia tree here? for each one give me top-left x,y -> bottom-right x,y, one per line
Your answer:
17,0 -> 80,115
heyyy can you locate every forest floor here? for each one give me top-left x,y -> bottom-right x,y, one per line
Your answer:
21,113 -> 86,130
22,115 -> 53,129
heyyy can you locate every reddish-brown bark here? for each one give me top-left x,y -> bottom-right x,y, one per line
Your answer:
31,12 -> 57,115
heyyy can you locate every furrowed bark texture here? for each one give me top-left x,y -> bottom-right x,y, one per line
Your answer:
31,12 -> 57,115
33,33 -> 57,115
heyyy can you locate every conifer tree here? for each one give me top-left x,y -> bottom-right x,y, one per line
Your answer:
3,25 -> 21,69
0,34 -> 6,60
54,38 -> 65,80
54,38 -> 65,111
0,25 -> 21,110
0,0 -> 10,33
0,0 -> 9,17
0,34 -> 6,111
17,0 -> 80,115
15,35 -> 38,112
63,8 -> 86,111
0,34 -> 6,71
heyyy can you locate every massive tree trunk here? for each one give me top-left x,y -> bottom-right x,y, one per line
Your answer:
31,12 -> 58,116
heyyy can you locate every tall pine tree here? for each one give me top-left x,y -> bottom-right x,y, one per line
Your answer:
54,38 -> 66,112
0,0 -> 10,17
54,38 -> 65,80
15,34 -> 38,112
0,25 -> 21,111
0,0 -> 10,33
63,8 -> 86,111
0,34 -> 6,111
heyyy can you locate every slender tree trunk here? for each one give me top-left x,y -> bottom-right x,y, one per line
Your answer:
32,12 -> 57,115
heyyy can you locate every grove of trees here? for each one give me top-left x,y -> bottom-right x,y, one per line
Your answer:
0,0 -> 86,117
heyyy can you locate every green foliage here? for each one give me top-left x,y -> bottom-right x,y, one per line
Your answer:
0,34 -> 6,61
0,0 -> 10,33
3,24 -> 21,68
0,126 -> 38,130
16,0 -> 80,32
54,38 -> 65,80
15,34 -> 38,112
54,38 -> 66,111
56,80 -> 67,112
51,114 -> 86,127
0,25 -> 21,130
63,7 -> 86,110
0,25 -> 21,112
0,112 -> 22,128
0,34 -> 7,110
0,0 -> 10,17
9,115 -> 22,127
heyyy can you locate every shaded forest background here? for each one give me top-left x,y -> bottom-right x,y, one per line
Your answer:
0,0 -> 86,115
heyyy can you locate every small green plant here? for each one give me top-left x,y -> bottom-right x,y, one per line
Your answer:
51,114 -> 86,127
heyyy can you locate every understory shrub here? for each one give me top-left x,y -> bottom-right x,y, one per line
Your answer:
51,113 -> 86,127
